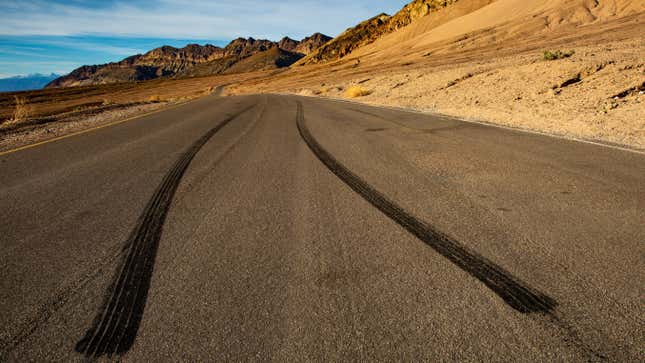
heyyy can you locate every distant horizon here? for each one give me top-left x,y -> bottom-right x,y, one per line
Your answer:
0,72 -> 61,79
0,0 -> 408,78
0,36 -> 232,79
0,72 -> 61,92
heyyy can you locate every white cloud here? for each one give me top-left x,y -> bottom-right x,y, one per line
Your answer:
0,49 -> 63,58
26,38 -> 143,56
0,0 -> 406,40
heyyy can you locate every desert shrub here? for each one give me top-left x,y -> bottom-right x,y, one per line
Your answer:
9,96 -> 31,124
148,95 -> 162,102
297,89 -> 317,96
345,85 -> 372,98
543,49 -> 575,61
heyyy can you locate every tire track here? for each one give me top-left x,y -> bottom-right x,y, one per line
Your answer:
295,101 -> 556,314
299,101 -> 614,360
348,107 -> 472,134
75,104 -> 255,358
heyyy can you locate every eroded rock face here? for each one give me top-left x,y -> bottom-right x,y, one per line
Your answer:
301,0 -> 461,65
295,33 -> 333,55
278,37 -> 300,53
387,0 -> 459,32
131,44 -> 227,77
301,14 -> 392,64
278,34 -> 333,55
46,39 -> 273,88
223,37 -> 277,58
47,32 -> 333,88
179,47 -> 305,78
46,43 -> 228,88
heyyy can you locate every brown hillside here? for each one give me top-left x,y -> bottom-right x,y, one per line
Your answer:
46,33 -> 332,88
354,0 -> 645,62
183,47 -> 303,77
223,37 -> 277,58
277,34 -> 332,55
47,44 -> 226,88
46,37 -> 277,88
386,0 -> 460,32
224,48 -> 304,74
229,0 -> 644,149
176,56 -> 241,78
298,13 -> 392,65
300,0 -> 464,65
278,37 -> 300,52
295,33 -> 333,55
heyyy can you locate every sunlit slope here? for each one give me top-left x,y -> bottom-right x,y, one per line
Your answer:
352,0 -> 645,60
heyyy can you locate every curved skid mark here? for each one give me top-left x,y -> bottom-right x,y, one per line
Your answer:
295,101 -> 557,314
76,104 -> 255,358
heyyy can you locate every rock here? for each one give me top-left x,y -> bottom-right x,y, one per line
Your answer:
301,0 -> 460,65
295,33 -> 332,55
47,32 -> 332,88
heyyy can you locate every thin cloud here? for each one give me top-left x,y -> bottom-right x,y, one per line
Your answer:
0,0 -> 408,40
0,0 -> 409,76
25,38 -> 143,56
0,49 -> 64,58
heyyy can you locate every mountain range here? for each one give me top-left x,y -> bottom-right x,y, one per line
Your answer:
44,0 -> 645,90
299,0 -> 460,65
43,0 -> 499,88
46,33 -> 332,88
40,1 -> 509,88
0,73 -> 61,92
46,0 -> 465,88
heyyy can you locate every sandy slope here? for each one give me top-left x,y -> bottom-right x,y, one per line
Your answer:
355,0 -> 645,61
229,0 -> 645,149
316,38 -> 645,149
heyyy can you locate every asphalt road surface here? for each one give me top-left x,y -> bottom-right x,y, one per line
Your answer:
1,94 -> 643,361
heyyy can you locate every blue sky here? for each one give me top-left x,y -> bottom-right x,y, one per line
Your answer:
0,0 -> 409,78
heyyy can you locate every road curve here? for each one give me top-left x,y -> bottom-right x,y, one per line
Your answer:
1,94 -> 643,361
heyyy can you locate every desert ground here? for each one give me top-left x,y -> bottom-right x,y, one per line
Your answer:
229,2 -> 645,149
4,1 -> 643,153
293,38 -> 645,150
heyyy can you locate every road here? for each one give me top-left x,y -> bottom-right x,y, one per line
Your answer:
1,94 -> 643,361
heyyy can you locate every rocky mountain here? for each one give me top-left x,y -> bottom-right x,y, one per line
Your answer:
295,33 -> 333,55
46,43 -> 226,88
174,56 -> 240,78
178,47 -> 304,78
386,0 -> 459,32
131,44 -> 226,77
223,37 -> 277,58
176,34 -> 331,78
278,37 -> 300,53
224,47 -> 304,74
47,33 -> 332,88
300,14 -> 392,65
300,0 -> 460,65
276,33 -> 332,55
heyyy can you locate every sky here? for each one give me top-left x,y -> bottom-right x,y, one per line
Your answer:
0,0 -> 409,78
